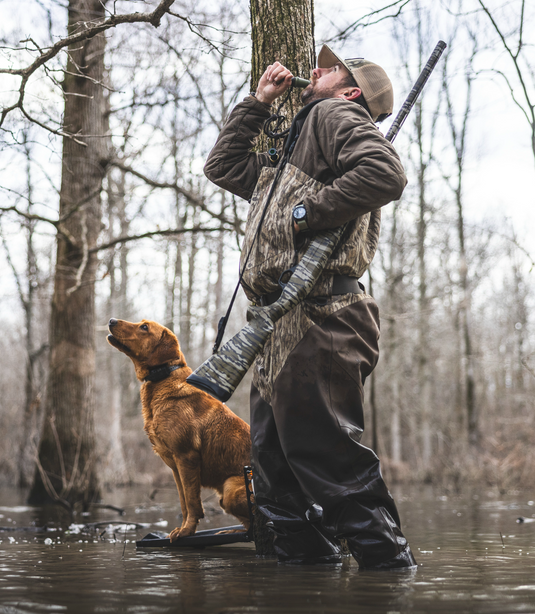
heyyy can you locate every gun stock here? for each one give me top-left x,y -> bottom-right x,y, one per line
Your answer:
188,40 -> 447,403
187,226 -> 344,402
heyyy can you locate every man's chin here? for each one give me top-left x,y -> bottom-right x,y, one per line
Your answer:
300,87 -> 316,105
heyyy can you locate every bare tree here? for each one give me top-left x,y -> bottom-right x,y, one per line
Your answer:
28,0 -> 111,507
0,133 -> 50,487
393,2 -> 443,471
476,0 -> 535,165
441,25 -> 480,447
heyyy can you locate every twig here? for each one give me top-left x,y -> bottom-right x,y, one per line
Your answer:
326,0 -> 412,43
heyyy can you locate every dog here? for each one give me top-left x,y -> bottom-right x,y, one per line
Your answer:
107,318 -> 251,541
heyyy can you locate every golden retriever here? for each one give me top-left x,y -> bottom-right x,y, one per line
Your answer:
107,318 -> 251,541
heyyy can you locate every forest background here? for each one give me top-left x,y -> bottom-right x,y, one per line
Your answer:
0,0 -> 533,501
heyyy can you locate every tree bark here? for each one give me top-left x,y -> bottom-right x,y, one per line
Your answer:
28,0 -> 107,508
250,0 -> 315,150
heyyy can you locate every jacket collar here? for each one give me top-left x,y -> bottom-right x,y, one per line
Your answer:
283,98 -> 328,160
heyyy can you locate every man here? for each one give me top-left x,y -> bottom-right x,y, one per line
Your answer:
204,44 -> 416,570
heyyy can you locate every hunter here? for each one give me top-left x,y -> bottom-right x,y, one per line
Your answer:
204,44 -> 417,570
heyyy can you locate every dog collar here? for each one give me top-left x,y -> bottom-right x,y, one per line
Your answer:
144,364 -> 182,383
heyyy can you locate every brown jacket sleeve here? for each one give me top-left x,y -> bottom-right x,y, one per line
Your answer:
204,96 -> 273,201
303,99 -> 407,231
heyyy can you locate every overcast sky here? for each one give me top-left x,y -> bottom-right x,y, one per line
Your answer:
314,0 -> 535,251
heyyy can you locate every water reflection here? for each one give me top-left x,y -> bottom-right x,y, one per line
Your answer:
0,486 -> 534,613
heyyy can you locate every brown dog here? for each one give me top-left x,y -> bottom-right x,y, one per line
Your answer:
107,318 -> 251,541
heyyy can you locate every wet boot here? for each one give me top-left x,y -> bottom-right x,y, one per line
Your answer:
269,502 -> 342,565
258,495 -> 342,565
324,498 -> 417,571
270,522 -> 342,565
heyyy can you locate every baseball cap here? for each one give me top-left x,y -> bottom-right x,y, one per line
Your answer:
317,44 -> 394,122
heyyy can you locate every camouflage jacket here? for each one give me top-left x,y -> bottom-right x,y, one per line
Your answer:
204,95 -> 407,301
204,96 -> 407,402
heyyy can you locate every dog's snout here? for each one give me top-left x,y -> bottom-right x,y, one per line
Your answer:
108,318 -> 118,328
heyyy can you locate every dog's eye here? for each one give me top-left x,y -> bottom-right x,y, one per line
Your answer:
140,324 -> 149,331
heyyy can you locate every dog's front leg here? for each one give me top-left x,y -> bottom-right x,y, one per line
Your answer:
168,451 -> 204,541
171,468 -> 189,532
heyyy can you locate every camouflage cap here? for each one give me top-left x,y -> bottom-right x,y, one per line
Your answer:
317,44 -> 394,122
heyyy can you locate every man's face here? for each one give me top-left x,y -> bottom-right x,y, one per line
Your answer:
301,63 -> 352,104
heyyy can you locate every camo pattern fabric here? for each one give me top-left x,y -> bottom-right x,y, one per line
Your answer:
239,162 -> 381,302
252,292 -> 371,404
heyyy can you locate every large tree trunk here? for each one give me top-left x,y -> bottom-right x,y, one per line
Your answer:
28,0 -> 107,508
249,0 -> 315,558
250,0 -> 315,150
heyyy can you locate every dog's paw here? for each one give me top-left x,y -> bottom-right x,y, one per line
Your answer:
168,526 -> 196,541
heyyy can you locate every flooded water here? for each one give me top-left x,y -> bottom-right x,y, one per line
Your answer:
0,484 -> 534,613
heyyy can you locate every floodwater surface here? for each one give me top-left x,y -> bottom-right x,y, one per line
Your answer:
1,485 -> 534,613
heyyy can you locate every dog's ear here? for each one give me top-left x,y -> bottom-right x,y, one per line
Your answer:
151,328 -> 183,365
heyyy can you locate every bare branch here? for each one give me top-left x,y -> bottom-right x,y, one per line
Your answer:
109,159 -> 239,229
90,225 -> 226,253
0,203 -> 58,226
326,0 -> 412,43
0,0 -> 179,130
477,0 -> 535,161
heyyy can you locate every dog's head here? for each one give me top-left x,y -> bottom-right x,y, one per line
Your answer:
107,318 -> 186,381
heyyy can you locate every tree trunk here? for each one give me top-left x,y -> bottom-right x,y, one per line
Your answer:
249,0 -> 315,558
415,98 -> 433,469
442,37 -> 479,448
250,0 -> 315,150
15,134 -> 46,486
103,172 -> 129,485
386,202 -> 402,465
28,0 -> 107,508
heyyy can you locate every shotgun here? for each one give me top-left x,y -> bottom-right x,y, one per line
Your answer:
187,40 -> 447,403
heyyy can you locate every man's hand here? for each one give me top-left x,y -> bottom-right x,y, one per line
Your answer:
255,62 -> 293,106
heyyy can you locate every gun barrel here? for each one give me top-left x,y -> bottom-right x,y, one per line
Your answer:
385,40 -> 447,143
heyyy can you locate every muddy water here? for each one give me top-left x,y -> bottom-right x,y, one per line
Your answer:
0,485 -> 534,613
